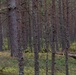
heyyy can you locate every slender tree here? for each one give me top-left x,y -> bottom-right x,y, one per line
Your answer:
58,0 -> 66,52
28,0 -> 33,52
16,0 -> 24,75
62,0 -> 70,75
0,0 -> 3,51
44,0 -> 49,75
21,0 -> 28,51
51,0 -> 56,75
38,0 -> 44,50
32,0 -> 39,75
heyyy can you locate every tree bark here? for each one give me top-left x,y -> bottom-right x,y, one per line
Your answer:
32,0 -> 39,75
16,0 -> 24,75
62,0 -> 70,75
7,0 -> 18,57
21,0 -> 28,51
51,0 -> 56,75
0,0 -> 3,51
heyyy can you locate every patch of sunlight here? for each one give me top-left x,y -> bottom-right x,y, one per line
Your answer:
0,51 -> 10,57
4,67 -> 18,73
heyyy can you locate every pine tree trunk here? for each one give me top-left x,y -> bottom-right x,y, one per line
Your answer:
51,0 -> 56,75
32,0 -> 39,75
21,0 -> 29,51
44,0 -> 49,75
7,0 -> 18,57
58,0 -> 66,52
0,0 -> 3,51
28,0 -> 33,52
16,0 -> 24,75
62,0 -> 70,75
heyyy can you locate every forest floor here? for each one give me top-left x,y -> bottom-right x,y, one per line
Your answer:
0,51 -> 76,75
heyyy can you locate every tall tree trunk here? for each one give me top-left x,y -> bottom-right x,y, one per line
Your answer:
28,0 -> 33,52
32,0 -> 39,75
7,0 -> 18,57
16,0 -> 24,75
38,0 -> 43,50
37,0 -> 43,52
6,0 -> 11,51
21,0 -> 28,51
58,0 -> 66,52
44,0 -> 49,75
0,0 -> 3,51
63,0 -> 70,75
51,0 -> 56,75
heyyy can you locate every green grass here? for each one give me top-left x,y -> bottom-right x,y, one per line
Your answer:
0,51 -> 76,75
70,42 -> 76,53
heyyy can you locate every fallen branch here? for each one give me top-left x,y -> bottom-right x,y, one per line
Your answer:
56,52 -> 76,59
68,54 -> 76,59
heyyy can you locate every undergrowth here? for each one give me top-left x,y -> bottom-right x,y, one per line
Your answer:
0,51 -> 76,75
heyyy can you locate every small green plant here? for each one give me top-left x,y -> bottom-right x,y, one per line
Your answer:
3,38 -> 8,50
70,42 -> 76,53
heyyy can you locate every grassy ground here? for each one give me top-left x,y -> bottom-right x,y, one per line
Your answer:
0,51 -> 76,75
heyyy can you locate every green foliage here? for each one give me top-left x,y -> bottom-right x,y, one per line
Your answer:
40,48 -> 47,53
3,38 -> 8,50
70,42 -> 76,53
25,47 -> 32,53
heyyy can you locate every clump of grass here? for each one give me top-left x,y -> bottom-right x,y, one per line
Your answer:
70,42 -> 76,53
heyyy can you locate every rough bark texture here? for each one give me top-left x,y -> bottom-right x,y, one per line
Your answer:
44,0 -> 49,75
16,0 -> 24,75
51,0 -> 56,75
58,0 -> 66,52
32,0 -> 39,75
7,0 -> 18,57
62,0 -> 70,75
0,0 -> 3,51
21,0 -> 28,50
28,0 -> 33,52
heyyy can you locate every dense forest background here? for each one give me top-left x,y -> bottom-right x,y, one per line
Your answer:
0,0 -> 76,75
